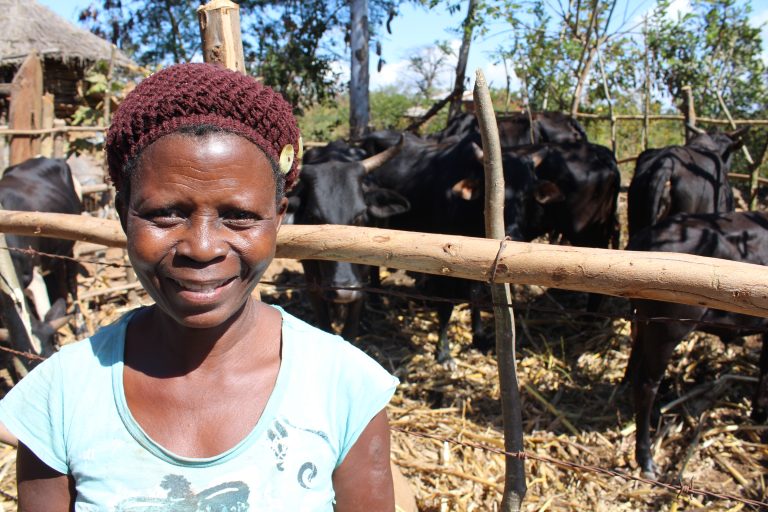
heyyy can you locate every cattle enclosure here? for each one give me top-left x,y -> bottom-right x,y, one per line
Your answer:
2,35 -> 768,512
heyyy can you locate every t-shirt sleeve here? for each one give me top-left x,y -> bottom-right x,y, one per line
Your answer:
0,353 -> 68,474
336,344 -> 399,466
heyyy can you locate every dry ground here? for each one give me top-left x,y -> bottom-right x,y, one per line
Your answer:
0,199 -> 766,511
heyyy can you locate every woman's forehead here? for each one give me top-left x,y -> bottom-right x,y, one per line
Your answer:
133,133 -> 277,192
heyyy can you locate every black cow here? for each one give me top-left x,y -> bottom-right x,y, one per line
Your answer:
627,126 -> 747,239
288,143 -> 410,340
626,211 -> 768,477
302,139 -> 367,165
367,134 -> 620,365
433,111 -> 587,148
0,157 -> 82,356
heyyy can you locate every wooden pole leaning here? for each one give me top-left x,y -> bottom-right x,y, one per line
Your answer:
475,69 -> 526,511
197,0 -> 246,73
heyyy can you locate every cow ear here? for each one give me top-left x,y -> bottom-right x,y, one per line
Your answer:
364,189 -> 410,218
534,180 -> 564,204
451,178 -> 481,201
529,148 -> 547,168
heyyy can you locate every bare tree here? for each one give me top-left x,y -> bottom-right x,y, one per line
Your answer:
407,42 -> 454,100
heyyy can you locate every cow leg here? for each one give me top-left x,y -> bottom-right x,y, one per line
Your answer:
751,333 -> 768,423
368,266 -> 382,306
340,298 -> 364,341
306,289 -> 333,333
469,283 -> 493,352
631,308 -> 692,478
301,261 -> 334,333
435,302 -> 456,369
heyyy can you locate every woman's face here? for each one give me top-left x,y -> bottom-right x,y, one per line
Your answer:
121,132 -> 287,329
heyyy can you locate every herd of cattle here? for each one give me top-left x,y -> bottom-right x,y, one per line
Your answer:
0,111 -> 763,479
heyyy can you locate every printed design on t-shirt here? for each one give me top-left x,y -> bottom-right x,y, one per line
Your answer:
267,418 -> 332,489
114,474 -> 249,511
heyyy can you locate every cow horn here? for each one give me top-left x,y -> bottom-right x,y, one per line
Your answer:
0,329 -> 8,342
48,315 -> 71,331
685,123 -> 706,135
727,126 -> 749,139
471,142 -> 484,162
361,135 -> 404,174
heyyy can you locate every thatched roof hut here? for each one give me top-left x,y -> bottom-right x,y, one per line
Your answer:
0,0 -> 138,118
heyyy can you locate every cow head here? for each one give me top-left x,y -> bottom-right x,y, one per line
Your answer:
288,153 -> 410,338
686,124 -> 750,167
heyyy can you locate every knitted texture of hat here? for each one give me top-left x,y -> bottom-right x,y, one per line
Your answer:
106,63 -> 301,192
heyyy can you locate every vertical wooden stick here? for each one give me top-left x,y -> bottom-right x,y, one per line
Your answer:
197,0 -> 245,73
103,45 -> 117,127
643,16 -> 650,151
682,85 -> 696,143
40,93 -> 54,157
475,69 -> 526,512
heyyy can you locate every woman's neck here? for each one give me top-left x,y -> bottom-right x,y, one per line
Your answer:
126,299 -> 279,378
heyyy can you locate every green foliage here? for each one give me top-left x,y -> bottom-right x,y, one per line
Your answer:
79,0 -> 201,65
647,0 -> 767,118
370,87 -> 413,129
297,97 -> 350,142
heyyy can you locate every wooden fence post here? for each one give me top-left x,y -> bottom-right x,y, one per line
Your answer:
475,69 -> 526,511
53,119 -> 66,158
40,93 -> 54,157
197,0 -> 245,73
9,52 -> 43,165
682,85 -> 696,143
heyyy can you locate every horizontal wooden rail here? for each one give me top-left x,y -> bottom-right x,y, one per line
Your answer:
80,183 -> 112,195
0,211 -> 766,318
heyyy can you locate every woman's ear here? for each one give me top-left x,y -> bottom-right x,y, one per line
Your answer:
276,197 -> 289,228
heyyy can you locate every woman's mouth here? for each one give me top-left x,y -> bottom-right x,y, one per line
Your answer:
168,277 -> 237,301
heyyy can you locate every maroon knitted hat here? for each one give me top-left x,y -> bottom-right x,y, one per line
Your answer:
106,63 -> 302,192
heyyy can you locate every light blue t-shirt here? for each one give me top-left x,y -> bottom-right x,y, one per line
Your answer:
0,305 -> 398,511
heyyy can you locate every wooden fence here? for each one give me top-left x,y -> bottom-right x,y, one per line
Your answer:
0,211 -> 767,319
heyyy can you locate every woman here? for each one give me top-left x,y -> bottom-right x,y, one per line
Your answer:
0,63 -> 398,511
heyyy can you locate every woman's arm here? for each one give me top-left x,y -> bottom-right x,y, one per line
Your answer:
17,443 -> 75,512
332,409 -> 394,511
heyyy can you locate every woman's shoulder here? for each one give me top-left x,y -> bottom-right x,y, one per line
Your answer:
277,305 -> 398,386
55,308 -> 137,368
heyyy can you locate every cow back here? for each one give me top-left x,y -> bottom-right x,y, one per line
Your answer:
628,144 -> 734,238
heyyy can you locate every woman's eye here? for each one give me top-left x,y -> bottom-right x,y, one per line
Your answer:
223,210 -> 259,227
143,208 -> 184,224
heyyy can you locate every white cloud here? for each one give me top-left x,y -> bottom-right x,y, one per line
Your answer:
370,59 -> 411,90
665,0 -> 692,20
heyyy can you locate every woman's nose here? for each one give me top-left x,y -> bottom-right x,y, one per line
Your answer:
175,217 -> 227,262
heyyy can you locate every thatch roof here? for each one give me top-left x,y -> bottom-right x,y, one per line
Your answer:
0,0 -> 136,69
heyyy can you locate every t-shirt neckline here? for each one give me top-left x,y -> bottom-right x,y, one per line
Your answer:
111,305 -> 291,468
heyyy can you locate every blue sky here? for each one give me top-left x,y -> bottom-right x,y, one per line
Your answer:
38,0 -> 768,95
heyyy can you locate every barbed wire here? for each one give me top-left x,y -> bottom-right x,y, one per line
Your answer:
391,427 -> 768,509
0,246 -> 132,269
